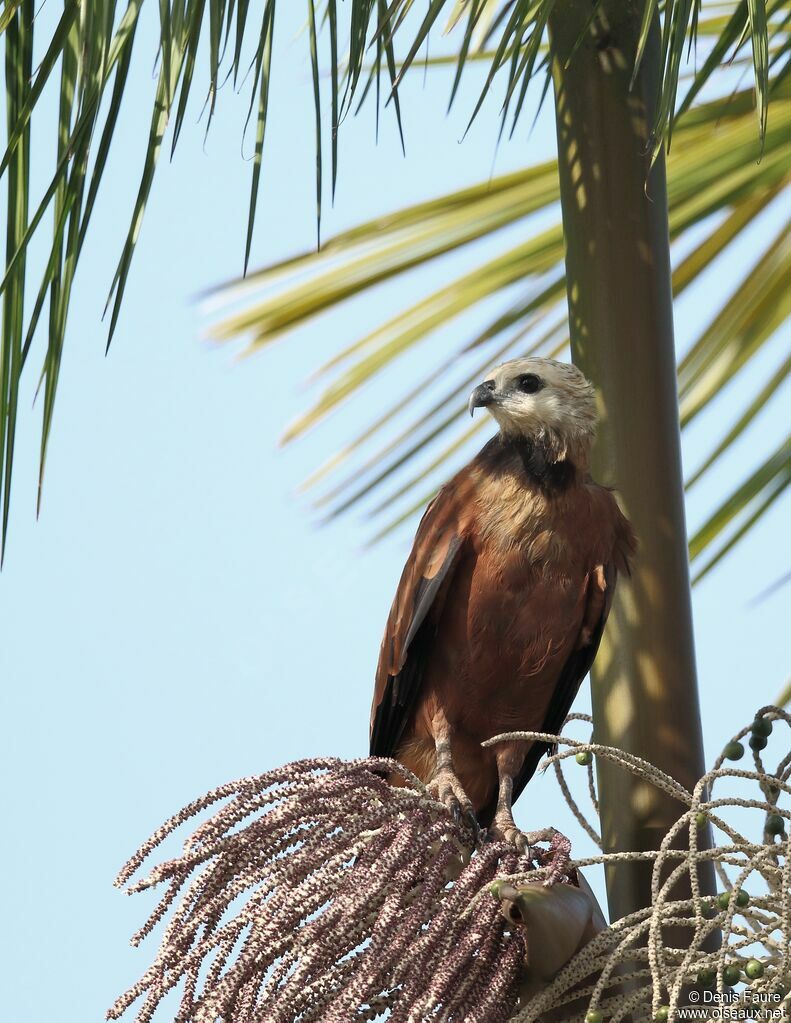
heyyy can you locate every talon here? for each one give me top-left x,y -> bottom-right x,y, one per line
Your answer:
488,820 -> 531,854
487,820 -> 572,879
427,766 -> 476,836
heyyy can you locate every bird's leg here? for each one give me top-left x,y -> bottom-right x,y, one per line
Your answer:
488,743 -> 572,883
488,744 -> 528,850
426,708 -> 476,829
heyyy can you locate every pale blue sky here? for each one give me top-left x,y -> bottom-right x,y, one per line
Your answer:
0,6 -> 788,1021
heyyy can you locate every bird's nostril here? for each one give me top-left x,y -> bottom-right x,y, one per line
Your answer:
483,379 -> 495,391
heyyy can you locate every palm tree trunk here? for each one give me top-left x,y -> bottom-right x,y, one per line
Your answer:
547,2 -> 715,921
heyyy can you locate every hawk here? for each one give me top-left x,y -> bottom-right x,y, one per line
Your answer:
370,357 -> 635,849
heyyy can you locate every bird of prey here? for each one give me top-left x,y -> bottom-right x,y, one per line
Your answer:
370,357 -> 635,850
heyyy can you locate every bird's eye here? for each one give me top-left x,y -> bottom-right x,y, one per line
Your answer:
516,373 -> 542,394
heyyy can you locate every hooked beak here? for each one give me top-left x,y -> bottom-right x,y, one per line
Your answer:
468,381 -> 497,417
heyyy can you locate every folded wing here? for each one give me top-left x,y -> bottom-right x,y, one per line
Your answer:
370,477 -> 472,759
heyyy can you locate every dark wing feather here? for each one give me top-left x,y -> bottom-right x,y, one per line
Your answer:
477,563 -> 618,828
370,479 -> 470,758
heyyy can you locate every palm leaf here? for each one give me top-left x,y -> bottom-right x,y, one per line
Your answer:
0,1 -> 22,36
0,0 -> 786,558
210,77 -> 791,574
689,434 -> 791,582
1,0 -> 32,561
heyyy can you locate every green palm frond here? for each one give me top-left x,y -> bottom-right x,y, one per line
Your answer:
0,0 -> 787,558
689,434 -> 791,582
211,73 -> 791,573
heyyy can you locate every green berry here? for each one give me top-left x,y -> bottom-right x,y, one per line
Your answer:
766,814 -> 786,837
695,812 -> 708,829
586,1010 -> 603,1023
752,717 -> 773,738
745,959 -> 764,981
654,1006 -> 669,1022
723,964 -> 742,987
750,734 -> 768,752
723,741 -> 744,761
697,968 -> 716,988
576,750 -> 593,766
718,889 -> 749,910
701,899 -> 717,919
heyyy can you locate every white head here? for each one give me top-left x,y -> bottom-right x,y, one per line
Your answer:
468,357 -> 597,464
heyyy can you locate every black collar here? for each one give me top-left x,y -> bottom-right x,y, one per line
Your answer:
509,435 -> 575,491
